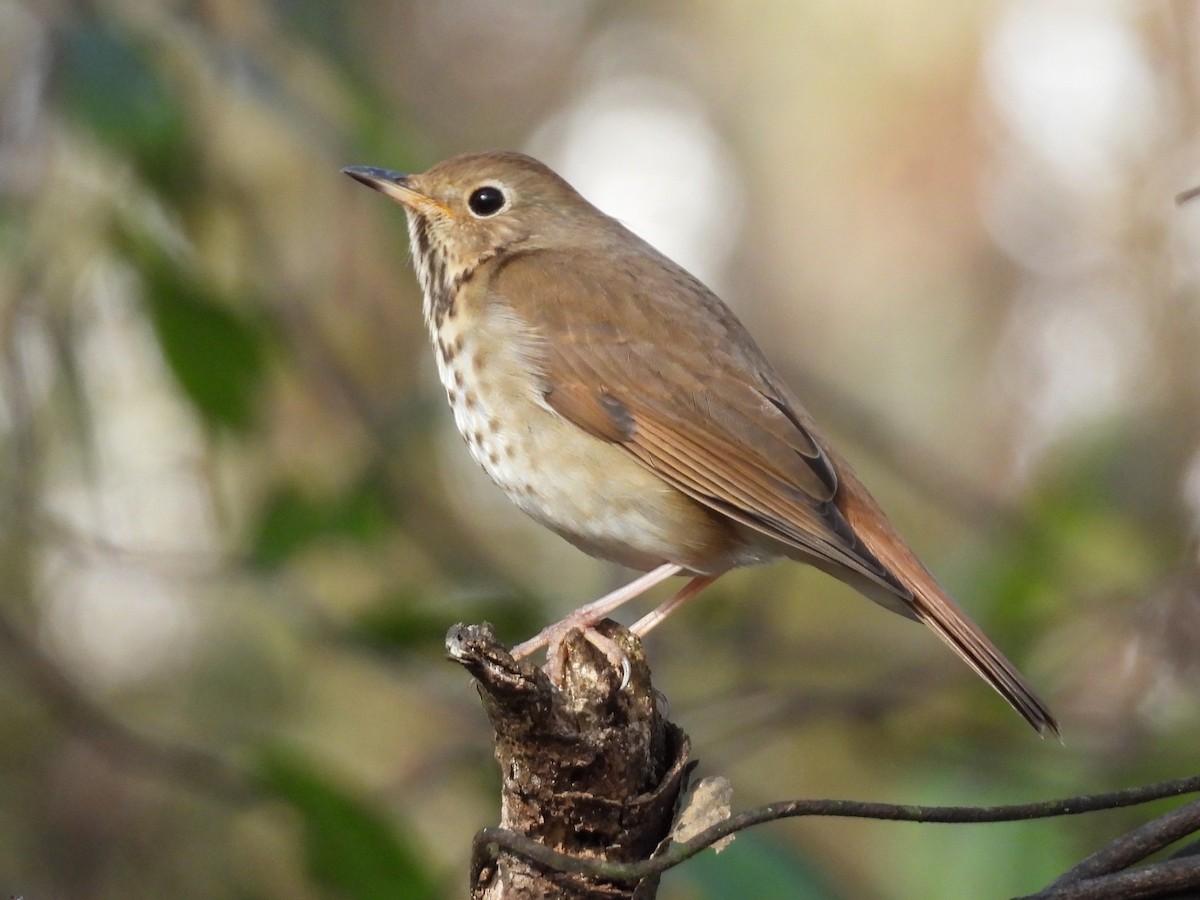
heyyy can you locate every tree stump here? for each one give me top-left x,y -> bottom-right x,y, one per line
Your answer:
447,621 -> 692,899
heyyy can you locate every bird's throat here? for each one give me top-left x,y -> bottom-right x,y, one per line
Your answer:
405,214 -> 453,329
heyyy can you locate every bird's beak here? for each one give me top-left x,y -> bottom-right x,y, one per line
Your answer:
341,166 -> 452,217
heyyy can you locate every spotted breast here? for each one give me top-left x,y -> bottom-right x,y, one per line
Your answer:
423,254 -> 738,575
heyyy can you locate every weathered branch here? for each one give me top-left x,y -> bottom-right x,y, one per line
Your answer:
450,619 -> 1200,898
1046,796 -> 1200,889
471,775 -> 1200,885
447,621 -> 692,899
1020,856 -> 1200,899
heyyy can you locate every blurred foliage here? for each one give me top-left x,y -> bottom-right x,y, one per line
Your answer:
59,21 -> 200,197
258,747 -> 441,899
665,834 -> 841,899
252,477 -> 390,569
123,226 -> 272,431
1,1 -> 1198,899
344,588 -> 544,655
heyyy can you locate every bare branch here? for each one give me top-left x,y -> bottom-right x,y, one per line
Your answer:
471,766 -> 1200,884
1048,797 -> 1200,888
1020,856 -> 1200,899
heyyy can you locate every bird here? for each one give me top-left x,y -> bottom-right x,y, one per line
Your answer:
342,150 -> 1058,736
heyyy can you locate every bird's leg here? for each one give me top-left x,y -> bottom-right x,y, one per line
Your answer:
512,563 -> 683,682
629,574 -> 719,636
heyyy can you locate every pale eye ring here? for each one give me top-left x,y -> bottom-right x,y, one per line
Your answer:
468,185 -> 506,217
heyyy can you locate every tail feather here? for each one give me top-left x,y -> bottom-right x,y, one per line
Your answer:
831,465 -> 1060,736
830,553 -> 1060,736
905,572 -> 1059,737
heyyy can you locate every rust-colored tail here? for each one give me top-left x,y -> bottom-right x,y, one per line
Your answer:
834,466 -> 1060,737
890,555 -> 1058,736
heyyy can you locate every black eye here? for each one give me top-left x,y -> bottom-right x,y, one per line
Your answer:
468,186 -> 506,217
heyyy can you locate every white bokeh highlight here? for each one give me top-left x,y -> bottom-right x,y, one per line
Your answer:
529,75 -> 744,289
983,0 -> 1162,191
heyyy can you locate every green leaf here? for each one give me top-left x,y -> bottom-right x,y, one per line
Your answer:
128,236 -> 269,431
59,23 -> 198,195
257,747 -> 439,900
251,479 -> 390,569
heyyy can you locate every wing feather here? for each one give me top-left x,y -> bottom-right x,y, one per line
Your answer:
489,246 -> 899,592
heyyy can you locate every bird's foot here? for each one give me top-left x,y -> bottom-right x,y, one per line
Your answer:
510,563 -> 684,685
512,615 -> 631,686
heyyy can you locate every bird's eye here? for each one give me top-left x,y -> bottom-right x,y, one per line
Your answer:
468,185 -> 506,217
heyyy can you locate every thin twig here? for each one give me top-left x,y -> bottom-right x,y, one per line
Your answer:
1020,856 -> 1200,900
1176,185 -> 1200,205
1049,797 -> 1200,887
474,774 -> 1200,883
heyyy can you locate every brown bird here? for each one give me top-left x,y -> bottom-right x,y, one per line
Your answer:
343,151 -> 1058,736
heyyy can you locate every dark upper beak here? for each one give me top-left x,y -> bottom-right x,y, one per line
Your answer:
341,166 -> 451,217
342,165 -> 407,188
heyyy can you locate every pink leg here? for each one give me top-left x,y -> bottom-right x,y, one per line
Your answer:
511,563 -> 683,662
630,574 -> 719,636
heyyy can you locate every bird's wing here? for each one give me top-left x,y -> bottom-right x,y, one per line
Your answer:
487,244 -> 1060,736
488,245 -> 902,594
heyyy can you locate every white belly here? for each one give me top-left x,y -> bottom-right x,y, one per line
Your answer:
430,313 -> 724,572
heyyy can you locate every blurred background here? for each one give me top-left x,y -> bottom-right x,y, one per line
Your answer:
2,0 -> 1199,897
